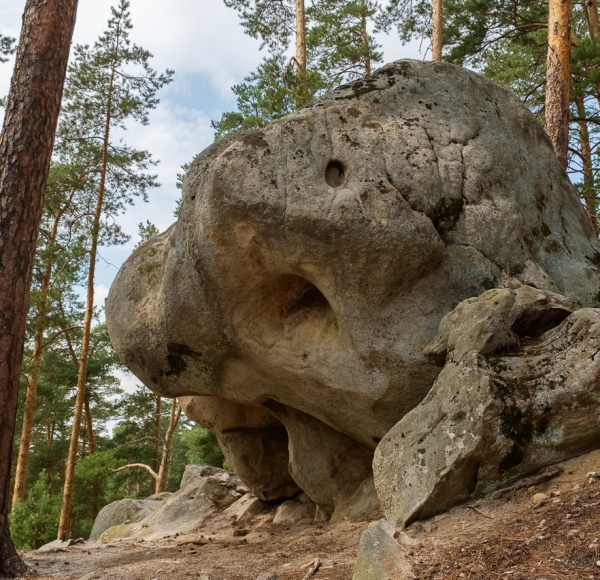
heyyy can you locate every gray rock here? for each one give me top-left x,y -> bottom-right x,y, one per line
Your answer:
89,499 -> 160,541
145,491 -> 172,501
374,286 -> 600,527
222,493 -> 268,525
95,465 -> 246,542
107,60 -> 600,516
352,519 -> 413,579
272,499 -> 316,526
180,464 -> 226,490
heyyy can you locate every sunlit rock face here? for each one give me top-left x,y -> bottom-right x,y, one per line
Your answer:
106,60 -> 600,518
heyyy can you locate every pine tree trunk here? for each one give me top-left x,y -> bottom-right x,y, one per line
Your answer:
155,399 -> 181,494
585,0 -> 600,38
545,0 -> 572,167
432,0 -> 443,61
84,394 -> 96,455
152,396 -> 162,474
12,209 -> 64,511
574,92 -> 598,231
360,0 -> 372,75
57,63 -> 114,541
0,0 -> 78,573
295,0 -> 307,106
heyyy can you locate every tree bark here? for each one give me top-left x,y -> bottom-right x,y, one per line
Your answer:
84,393 -> 96,455
0,0 -> 78,574
360,0 -> 372,75
57,61 -> 115,542
432,0 -> 443,61
585,0 -> 600,39
152,396 -> 162,474
155,399 -> 181,494
574,92 -> 598,231
295,0 -> 307,106
545,0 -> 572,167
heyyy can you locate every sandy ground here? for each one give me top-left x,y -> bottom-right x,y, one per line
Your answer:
19,449 -> 600,580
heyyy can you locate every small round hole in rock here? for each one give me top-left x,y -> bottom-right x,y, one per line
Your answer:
325,160 -> 346,188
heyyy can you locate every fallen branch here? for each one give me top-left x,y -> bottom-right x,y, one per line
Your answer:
302,558 -> 321,580
491,466 -> 563,500
110,463 -> 158,481
468,505 -> 494,519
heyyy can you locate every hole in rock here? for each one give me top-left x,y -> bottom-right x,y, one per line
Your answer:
325,160 -> 346,188
511,306 -> 571,338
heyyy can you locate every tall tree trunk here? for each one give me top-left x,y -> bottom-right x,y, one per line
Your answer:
12,206 -> 65,511
574,92 -> 598,231
545,0 -> 572,167
84,394 -> 96,455
155,399 -> 181,494
432,0 -> 443,61
152,396 -> 162,474
295,0 -> 307,106
57,62 -> 114,541
360,0 -> 372,75
0,0 -> 78,573
585,0 -> 600,38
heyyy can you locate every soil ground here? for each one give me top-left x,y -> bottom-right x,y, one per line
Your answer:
19,449 -> 600,580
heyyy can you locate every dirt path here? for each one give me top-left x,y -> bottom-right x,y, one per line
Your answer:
20,450 -> 600,580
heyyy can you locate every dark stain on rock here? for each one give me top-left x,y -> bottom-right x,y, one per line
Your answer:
430,196 -> 464,236
242,131 -> 268,149
347,107 -> 361,118
162,343 -> 201,377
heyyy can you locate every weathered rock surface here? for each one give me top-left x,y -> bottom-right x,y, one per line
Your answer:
272,498 -> 316,526
374,286 -> 600,528
352,519 -> 414,579
97,465 -> 247,542
89,499 -> 161,541
107,60 -> 600,516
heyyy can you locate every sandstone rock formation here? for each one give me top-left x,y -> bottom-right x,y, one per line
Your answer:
374,286 -> 600,527
106,59 -> 600,518
89,498 -> 161,541
96,465 -> 248,542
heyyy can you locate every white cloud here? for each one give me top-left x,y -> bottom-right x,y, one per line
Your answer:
94,283 -> 110,309
2,0 -> 427,332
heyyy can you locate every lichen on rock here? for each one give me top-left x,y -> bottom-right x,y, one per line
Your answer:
107,60 -> 600,520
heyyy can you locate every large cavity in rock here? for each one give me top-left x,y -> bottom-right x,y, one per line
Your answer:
106,60 -> 600,519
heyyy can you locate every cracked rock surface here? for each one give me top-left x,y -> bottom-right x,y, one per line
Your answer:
106,60 -> 600,518
374,286 -> 600,527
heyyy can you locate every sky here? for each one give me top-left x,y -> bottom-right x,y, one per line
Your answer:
0,1 -> 424,299
1,1 -> 423,392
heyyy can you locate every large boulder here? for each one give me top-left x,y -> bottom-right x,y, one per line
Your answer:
106,60 -> 600,517
89,499 -> 160,541
374,286 -> 600,527
96,466 -> 247,542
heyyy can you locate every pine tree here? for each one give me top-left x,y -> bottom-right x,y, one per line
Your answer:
56,0 -> 173,540
0,0 -> 78,573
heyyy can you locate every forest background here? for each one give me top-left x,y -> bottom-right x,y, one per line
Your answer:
0,0 -> 598,554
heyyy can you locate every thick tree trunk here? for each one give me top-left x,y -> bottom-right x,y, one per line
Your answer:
155,399 -> 181,494
57,63 -> 114,541
0,0 -> 78,574
574,92 -> 598,231
295,0 -> 307,106
545,0 -> 572,167
432,0 -> 443,61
